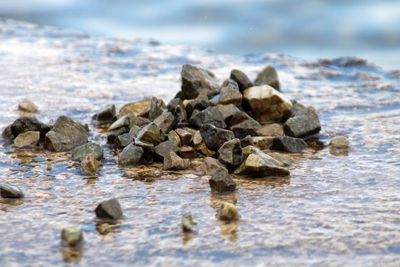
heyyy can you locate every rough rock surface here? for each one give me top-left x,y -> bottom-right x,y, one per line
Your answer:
119,99 -> 151,117
230,69 -> 253,92
230,119 -> 261,139
254,65 -> 280,90
93,105 -> 116,124
209,171 -> 237,194
95,198 -> 123,220
181,64 -> 219,99
136,122 -> 164,145
45,116 -> 88,152
14,131 -> 40,147
256,123 -> 284,137
175,128 -> 193,145
153,112 -> 174,134
200,124 -> 235,151
271,136 -> 308,153
163,151 -> 190,170
118,144 -> 144,166
243,85 -> 292,123
218,138 -> 243,167
7,117 -> 50,139
202,157 -> 228,176
155,140 -> 180,159
0,184 -> 24,198
72,142 -> 103,162
284,107 -> 321,138
148,97 -> 166,121
219,79 -> 242,106
189,106 -> 226,129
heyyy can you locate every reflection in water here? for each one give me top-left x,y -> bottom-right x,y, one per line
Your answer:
96,221 -> 121,236
329,147 -> 350,157
62,247 -> 83,263
210,194 -> 240,242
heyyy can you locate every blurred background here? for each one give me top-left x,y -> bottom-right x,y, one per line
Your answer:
0,0 -> 399,69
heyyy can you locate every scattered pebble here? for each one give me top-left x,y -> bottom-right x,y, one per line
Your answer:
330,135 -> 349,149
95,198 -> 123,220
18,99 -> 38,113
217,202 -> 239,222
0,183 -> 24,198
181,213 -> 197,233
61,226 -> 84,247
72,142 -> 103,162
209,172 -> 237,194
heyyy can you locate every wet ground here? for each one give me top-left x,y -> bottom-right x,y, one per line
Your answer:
0,19 -> 400,266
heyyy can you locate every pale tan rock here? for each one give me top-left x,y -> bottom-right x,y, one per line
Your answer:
119,99 -> 151,117
330,136 -> 349,149
81,154 -> 101,175
14,131 -> 40,147
18,99 -> 38,113
256,123 -> 284,137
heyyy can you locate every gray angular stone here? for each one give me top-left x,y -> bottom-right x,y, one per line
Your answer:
209,172 -> 236,194
114,133 -> 134,148
167,98 -> 182,112
133,140 -> 154,164
256,123 -> 284,137
284,107 -> 321,138
219,79 -> 242,106
167,130 -> 181,146
107,127 -> 129,144
230,119 -> 261,139
93,105 -> 116,124
45,116 -> 88,152
175,128 -> 193,146
136,122 -> 164,145
254,65 -> 280,90
218,138 -> 243,167
14,131 -> 40,147
153,112 -> 175,134
182,213 -> 197,233
202,157 -> 228,176
270,136 -> 308,153
148,97 -> 166,121
72,142 -> 103,162
118,144 -> 144,166
181,64 -> 219,99
200,124 -> 235,151
189,106 -> 226,129
230,69 -> 253,92
95,198 -> 123,220
163,151 -> 190,170
185,95 -> 211,117
155,140 -> 179,160
215,104 -> 242,123
0,184 -> 24,198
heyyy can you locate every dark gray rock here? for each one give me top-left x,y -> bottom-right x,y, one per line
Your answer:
219,79 -> 242,106
118,144 -> 144,166
218,138 -> 243,167
107,127 -> 129,144
167,98 -> 182,112
254,65 -> 280,90
284,107 -> 321,138
215,104 -> 242,123
200,124 -> 235,151
155,140 -> 179,160
93,105 -> 116,124
0,184 -> 24,198
95,198 -> 123,220
72,142 -> 103,162
163,151 -> 190,170
45,116 -> 88,152
270,136 -> 307,153
230,69 -> 253,92
128,115 -> 150,127
189,106 -> 226,129
167,130 -> 181,146
185,95 -> 211,117
153,112 -> 175,134
181,64 -> 219,99
202,157 -> 228,176
136,122 -> 164,145
230,119 -> 261,139
209,172 -> 236,194
114,132 -> 134,148
7,117 -> 50,139
133,140 -> 154,164
148,97 -> 166,121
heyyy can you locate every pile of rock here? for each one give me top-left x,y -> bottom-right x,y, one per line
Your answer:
90,64 -> 322,193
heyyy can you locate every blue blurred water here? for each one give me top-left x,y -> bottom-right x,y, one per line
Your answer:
0,0 -> 399,69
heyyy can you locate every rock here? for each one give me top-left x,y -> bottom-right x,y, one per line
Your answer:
182,213 -> 197,233
219,79 -> 242,106
181,64 -> 219,99
14,131 -> 40,147
108,115 -> 130,131
284,107 -> 321,138
95,198 -> 123,220
240,135 -> 254,147
45,116 -> 88,152
81,154 -> 101,175
195,142 -> 216,157
18,99 -> 38,113
134,140 -> 155,164
128,115 -> 150,128
61,226 -> 83,247
8,117 -> 50,139
136,122 -> 164,145
243,85 -> 292,123
264,151 -> 293,167
114,133 -> 134,148
215,104 -> 242,123
179,146 -> 198,158
107,127 -> 129,145
202,157 -> 228,176
153,111 -> 174,135
118,144 -> 144,166
93,105 -> 116,124
167,98 -> 182,112
254,65 -> 280,90
189,106 -> 226,129
230,119 -> 261,139
217,202 -> 239,221
256,123 -> 284,137
167,130 -> 181,146
155,140 -> 179,160
163,151 -> 190,170
72,142 -> 103,162
148,97 -> 166,121
175,128 -> 193,146
235,147 -> 290,176
184,95 -> 211,117
200,124 -> 235,151
218,139 -> 243,167
270,136 -> 307,153
230,69 -> 253,92
330,136 -> 349,149
209,171 -> 236,194
251,136 -> 274,150
0,184 -> 24,198
129,125 -> 140,136
119,99 -> 151,117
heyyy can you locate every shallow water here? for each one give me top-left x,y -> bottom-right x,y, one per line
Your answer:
0,20 -> 400,266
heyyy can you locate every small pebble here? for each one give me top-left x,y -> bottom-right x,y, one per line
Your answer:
330,135 -> 349,149
182,213 -> 197,233
61,226 -> 84,247
217,202 -> 239,222
18,99 -> 38,113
